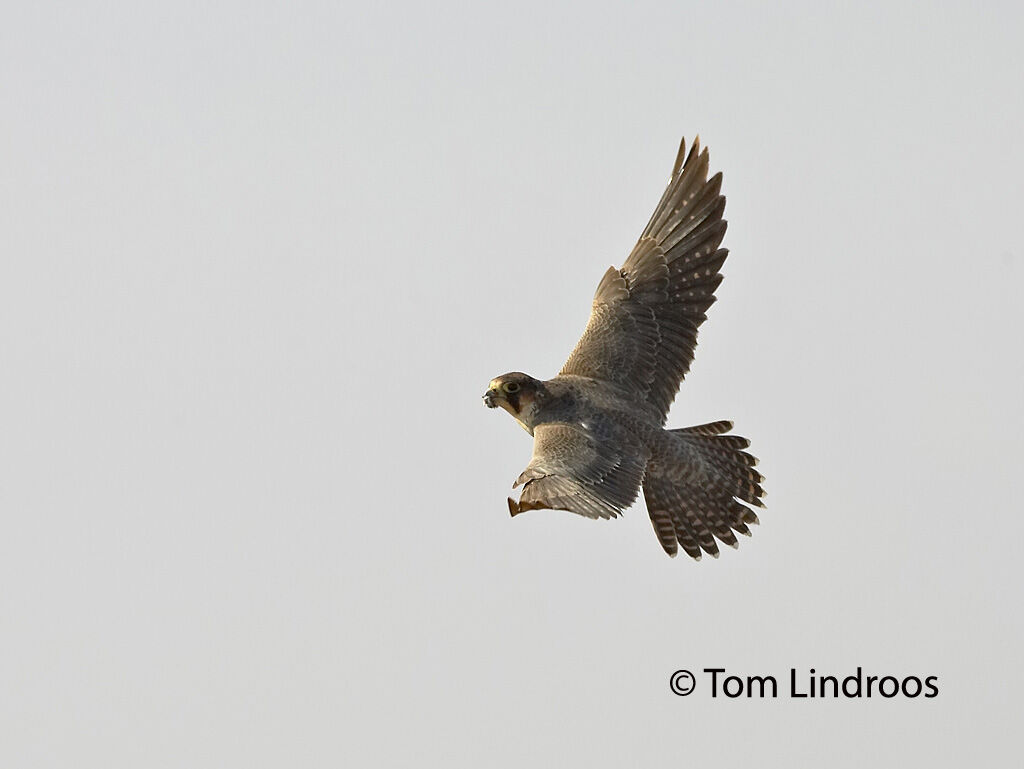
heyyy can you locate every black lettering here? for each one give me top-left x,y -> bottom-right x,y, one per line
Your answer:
878,676 -> 900,698
748,675 -> 778,698
924,676 -> 939,697
790,668 -> 807,698
820,675 -> 839,697
902,676 -> 922,698
705,668 -> 725,697
723,675 -> 744,698
866,675 -> 878,697
842,667 -> 863,698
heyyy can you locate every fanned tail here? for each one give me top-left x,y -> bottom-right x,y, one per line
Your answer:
643,422 -> 765,560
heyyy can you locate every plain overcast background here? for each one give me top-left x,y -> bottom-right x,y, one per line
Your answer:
2,1 -> 1022,766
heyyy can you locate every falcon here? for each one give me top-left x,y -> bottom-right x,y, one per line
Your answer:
483,136 -> 765,560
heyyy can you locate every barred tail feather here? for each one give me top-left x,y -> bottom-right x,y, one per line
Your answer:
643,423 -> 765,560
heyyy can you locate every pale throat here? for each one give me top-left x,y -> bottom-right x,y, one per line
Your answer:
500,398 -> 538,436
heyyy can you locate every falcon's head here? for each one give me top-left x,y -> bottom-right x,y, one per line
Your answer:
483,372 -> 545,433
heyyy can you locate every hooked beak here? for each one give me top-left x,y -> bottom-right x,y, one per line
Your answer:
483,389 -> 499,408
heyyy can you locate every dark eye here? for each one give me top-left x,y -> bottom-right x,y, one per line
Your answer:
503,382 -> 520,393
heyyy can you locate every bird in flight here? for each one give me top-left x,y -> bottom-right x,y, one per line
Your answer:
483,136 -> 765,560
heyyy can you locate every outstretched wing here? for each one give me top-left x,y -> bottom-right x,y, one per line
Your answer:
508,421 -> 648,520
559,137 -> 728,423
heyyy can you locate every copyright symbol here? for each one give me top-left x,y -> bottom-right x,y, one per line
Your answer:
670,669 -> 695,696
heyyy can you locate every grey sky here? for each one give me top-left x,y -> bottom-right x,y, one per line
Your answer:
2,1 -> 1022,766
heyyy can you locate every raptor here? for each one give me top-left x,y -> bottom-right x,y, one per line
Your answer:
483,136 -> 765,560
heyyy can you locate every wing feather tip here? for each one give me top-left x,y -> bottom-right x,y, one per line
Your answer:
672,136 -> 688,176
